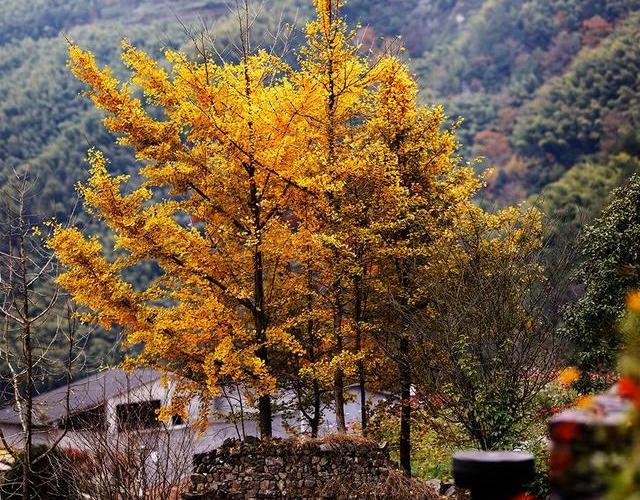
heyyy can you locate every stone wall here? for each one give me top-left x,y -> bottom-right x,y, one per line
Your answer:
182,436 -> 438,499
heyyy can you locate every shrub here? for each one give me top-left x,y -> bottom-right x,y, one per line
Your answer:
561,174 -> 640,389
367,399 -> 465,481
0,445 -> 79,499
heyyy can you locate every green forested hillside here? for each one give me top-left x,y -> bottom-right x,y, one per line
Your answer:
1,0 -> 640,381
3,0 -> 639,217
514,16 -> 640,178
409,0 -> 640,205
0,0 -> 307,217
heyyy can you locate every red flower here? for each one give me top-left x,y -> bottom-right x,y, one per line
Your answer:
551,421 -> 579,443
618,377 -> 640,406
511,494 -> 536,500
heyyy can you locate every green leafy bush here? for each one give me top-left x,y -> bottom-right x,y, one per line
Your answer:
561,174 -> 640,388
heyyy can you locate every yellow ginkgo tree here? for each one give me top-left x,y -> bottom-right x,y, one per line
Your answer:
362,56 -> 484,474
50,18 -> 319,436
49,0 -> 543,468
49,0 -> 382,437
290,0 -> 380,433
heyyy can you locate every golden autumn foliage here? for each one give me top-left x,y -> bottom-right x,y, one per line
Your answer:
557,367 -> 581,387
49,0 -> 542,440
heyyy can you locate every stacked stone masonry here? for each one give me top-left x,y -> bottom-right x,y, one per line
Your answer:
182,436 -> 403,499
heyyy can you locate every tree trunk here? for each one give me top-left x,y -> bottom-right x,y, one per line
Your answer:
399,335 -> 412,476
354,275 -> 367,434
334,293 -> 346,433
254,247 -> 272,438
19,215 -> 33,500
334,368 -> 346,433
310,379 -> 321,438
22,405 -> 32,500
249,160 -> 272,438
258,393 -> 272,438
306,291 -> 321,438
358,361 -> 367,435
22,360 -> 32,500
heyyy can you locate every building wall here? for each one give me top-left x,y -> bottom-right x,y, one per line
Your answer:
0,423 -> 51,449
0,376 -> 392,485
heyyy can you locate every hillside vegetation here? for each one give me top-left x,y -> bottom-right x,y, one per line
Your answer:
2,0 -> 640,216
408,0 -> 640,206
1,0 -> 640,384
0,0 -> 304,217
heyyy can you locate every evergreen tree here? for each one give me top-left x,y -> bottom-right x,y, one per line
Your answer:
561,174 -> 640,388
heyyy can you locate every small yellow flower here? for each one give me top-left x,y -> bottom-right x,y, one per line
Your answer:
626,290 -> 640,315
557,367 -> 580,387
575,394 -> 595,410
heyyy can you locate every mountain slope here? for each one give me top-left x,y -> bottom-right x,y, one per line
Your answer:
0,0 -> 305,217
3,0 -> 640,214
408,0 -> 640,204
1,0 -> 640,385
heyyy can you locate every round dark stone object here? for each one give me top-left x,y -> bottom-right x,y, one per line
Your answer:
453,450 -> 535,500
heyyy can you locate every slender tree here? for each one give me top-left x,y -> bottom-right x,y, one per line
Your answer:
363,57 -> 482,475
0,174 -> 79,500
293,0 -> 377,433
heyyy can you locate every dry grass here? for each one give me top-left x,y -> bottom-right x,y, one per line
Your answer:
314,433 -> 376,445
321,469 -> 441,499
311,432 -> 381,450
260,433 -> 383,454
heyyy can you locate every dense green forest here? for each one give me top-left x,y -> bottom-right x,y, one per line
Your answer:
2,0 -> 640,212
1,0 -> 640,379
